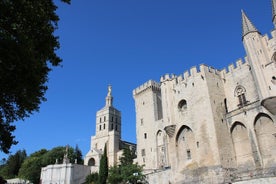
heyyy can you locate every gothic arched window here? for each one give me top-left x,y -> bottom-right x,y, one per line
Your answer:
235,85 -> 247,108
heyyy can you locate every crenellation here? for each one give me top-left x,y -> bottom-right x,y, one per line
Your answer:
176,75 -> 184,83
228,63 -> 235,72
199,64 -> 208,73
183,70 -> 190,79
160,73 -> 177,83
236,58 -> 243,67
219,68 -> 227,80
190,66 -> 198,76
133,80 -> 161,96
208,66 -> 215,73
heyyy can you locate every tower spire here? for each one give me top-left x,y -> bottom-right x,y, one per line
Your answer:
272,0 -> 276,26
105,85 -> 113,107
241,10 -> 259,40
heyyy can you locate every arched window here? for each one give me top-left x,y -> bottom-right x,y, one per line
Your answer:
235,85 -> 247,107
178,99 -> 187,111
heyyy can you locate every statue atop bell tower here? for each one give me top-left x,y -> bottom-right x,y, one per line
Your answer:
106,85 -> 113,107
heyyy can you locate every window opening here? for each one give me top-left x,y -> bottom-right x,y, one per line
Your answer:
235,86 -> 247,107
141,149 -> 145,156
178,100 -> 187,111
187,149 -> 191,160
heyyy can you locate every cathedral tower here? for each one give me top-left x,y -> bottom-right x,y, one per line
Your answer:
84,85 -> 122,168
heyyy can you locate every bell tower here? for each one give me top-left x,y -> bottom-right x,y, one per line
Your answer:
85,85 -> 122,168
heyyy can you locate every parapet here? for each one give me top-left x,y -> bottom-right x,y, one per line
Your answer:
160,73 -> 177,83
133,80 -> 161,96
220,58 -> 248,76
162,64 -> 221,84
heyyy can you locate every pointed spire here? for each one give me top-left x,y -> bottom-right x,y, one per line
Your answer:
105,85 -> 113,107
272,0 -> 276,25
241,10 -> 259,40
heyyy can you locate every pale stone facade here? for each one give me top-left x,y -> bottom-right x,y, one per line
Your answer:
84,85 -> 136,171
40,163 -> 91,184
133,1 -> 276,183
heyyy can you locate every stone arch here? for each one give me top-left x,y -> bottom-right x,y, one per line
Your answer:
254,113 -> 276,167
231,122 -> 254,169
175,125 -> 196,168
88,157 -> 96,166
156,130 -> 167,168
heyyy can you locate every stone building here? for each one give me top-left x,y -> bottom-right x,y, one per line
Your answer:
133,1 -> 276,183
84,85 -> 136,172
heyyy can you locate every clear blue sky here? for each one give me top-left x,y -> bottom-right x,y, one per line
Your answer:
1,0 -> 273,159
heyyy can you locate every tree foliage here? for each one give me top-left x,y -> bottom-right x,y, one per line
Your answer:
108,147 -> 145,184
41,145 -> 83,165
0,149 -> 26,179
85,172 -> 99,184
119,147 -> 136,166
0,0 -> 70,154
19,155 -> 45,184
98,145 -> 108,184
74,145 -> 83,164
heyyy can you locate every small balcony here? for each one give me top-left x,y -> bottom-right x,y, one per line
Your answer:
261,96 -> 276,115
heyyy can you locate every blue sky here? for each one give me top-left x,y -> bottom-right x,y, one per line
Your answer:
1,0 -> 274,159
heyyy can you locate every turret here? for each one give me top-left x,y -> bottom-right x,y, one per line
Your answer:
241,10 -> 260,40
241,9 -> 276,113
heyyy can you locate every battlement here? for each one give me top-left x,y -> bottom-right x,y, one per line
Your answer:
220,58 -> 249,77
160,73 -> 177,82
160,64 -> 221,84
133,80 -> 161,96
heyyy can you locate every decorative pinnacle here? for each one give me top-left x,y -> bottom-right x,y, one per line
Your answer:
241,9 -> 259,40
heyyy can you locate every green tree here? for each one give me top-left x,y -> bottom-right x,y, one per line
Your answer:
18,149 -> 48,184
0,149 -> 26,179
74,145 -> 83,164
108,147 -> 145,184
98,146 -> 108,184
108,165 -> 123,184
120,163 -> 144,184
119,147 -> 135,166
0,0 -> 70,154
42,145 -> 83,165
85,172 -> 99,184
